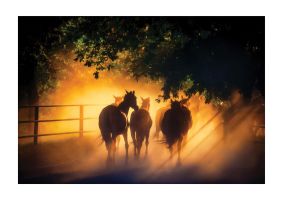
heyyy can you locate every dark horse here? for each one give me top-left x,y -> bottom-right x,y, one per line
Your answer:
154,105 -> 170,139
99,90 -> 138,163
130,97 -> 152,158
161,100 -> 192,164
154,97 -> 190,139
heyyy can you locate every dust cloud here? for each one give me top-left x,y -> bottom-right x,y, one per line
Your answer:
19,50 -> 265,183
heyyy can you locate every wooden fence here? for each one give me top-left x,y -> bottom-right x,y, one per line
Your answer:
19,104 -> 265,145
18,104 -> 103,144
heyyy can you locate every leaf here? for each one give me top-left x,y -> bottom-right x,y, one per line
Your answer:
93,71 -> 99,79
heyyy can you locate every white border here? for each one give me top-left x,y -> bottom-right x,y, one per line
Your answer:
1,0 -> 283,200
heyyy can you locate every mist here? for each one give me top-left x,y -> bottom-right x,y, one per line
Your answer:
18,50 -> 264,183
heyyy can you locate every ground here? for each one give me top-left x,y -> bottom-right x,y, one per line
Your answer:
19,130 -> 264,184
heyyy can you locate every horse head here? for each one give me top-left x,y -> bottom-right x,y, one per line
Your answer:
113,95 -> 123,106
124,90 -> 138,111
170,99 -> 182,110
141,97 -> 150,111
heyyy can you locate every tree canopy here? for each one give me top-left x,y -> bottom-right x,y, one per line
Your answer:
19,17 -> 264,104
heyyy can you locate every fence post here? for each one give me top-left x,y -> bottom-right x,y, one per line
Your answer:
34,106 -> 39,144
79,105 -> 84,137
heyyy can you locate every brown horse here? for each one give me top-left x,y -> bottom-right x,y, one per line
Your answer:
112,95 -> 124,148
161,100 -> 192,164
130,97 -> 152,158
99,90 -> 138,163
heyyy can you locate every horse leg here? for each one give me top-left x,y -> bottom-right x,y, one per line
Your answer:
130,126 -> 137,157
136,136 -> 139,157
182,133 -> 188,149
106,141 -> 112,165
112,135 -> 117,163
137,139 -> 141,160
169,145 -> 173,160
145,131 -> 149,156
177,137 -> 183,166
101,130 -> 112,165
123,128 -> 129,163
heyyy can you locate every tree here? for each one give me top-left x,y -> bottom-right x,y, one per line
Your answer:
58,17 -> 264,102
19,17 -> 62,105
19,17 -> 264,104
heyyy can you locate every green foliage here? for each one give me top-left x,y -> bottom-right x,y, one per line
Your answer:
19,17 -> 264,103
35,45 -> 57,96
58,17 -> 192,99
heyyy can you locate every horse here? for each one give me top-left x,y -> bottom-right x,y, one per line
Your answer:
154,105 -> 170,139
130,97 -> 152,159
112,95 -> 124,148
161,100 -> 192,164
99,90 -> 138,163
154,97 -> 190,139
112,95 -> 123,106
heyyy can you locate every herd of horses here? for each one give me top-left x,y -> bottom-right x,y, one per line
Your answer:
98,90 -> 193,165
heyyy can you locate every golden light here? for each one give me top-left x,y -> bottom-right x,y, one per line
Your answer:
19,49 -> 263,180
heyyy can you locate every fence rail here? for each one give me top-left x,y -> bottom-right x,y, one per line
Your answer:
19,117 -> 97,123
18,104 -> 103,144
18,104 -> 106,108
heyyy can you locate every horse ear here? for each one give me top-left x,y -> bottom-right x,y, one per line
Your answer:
181,98 -> 189,104
133,90 -> 135,94
141,97 -> 144,101
125,90 -> 129,94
